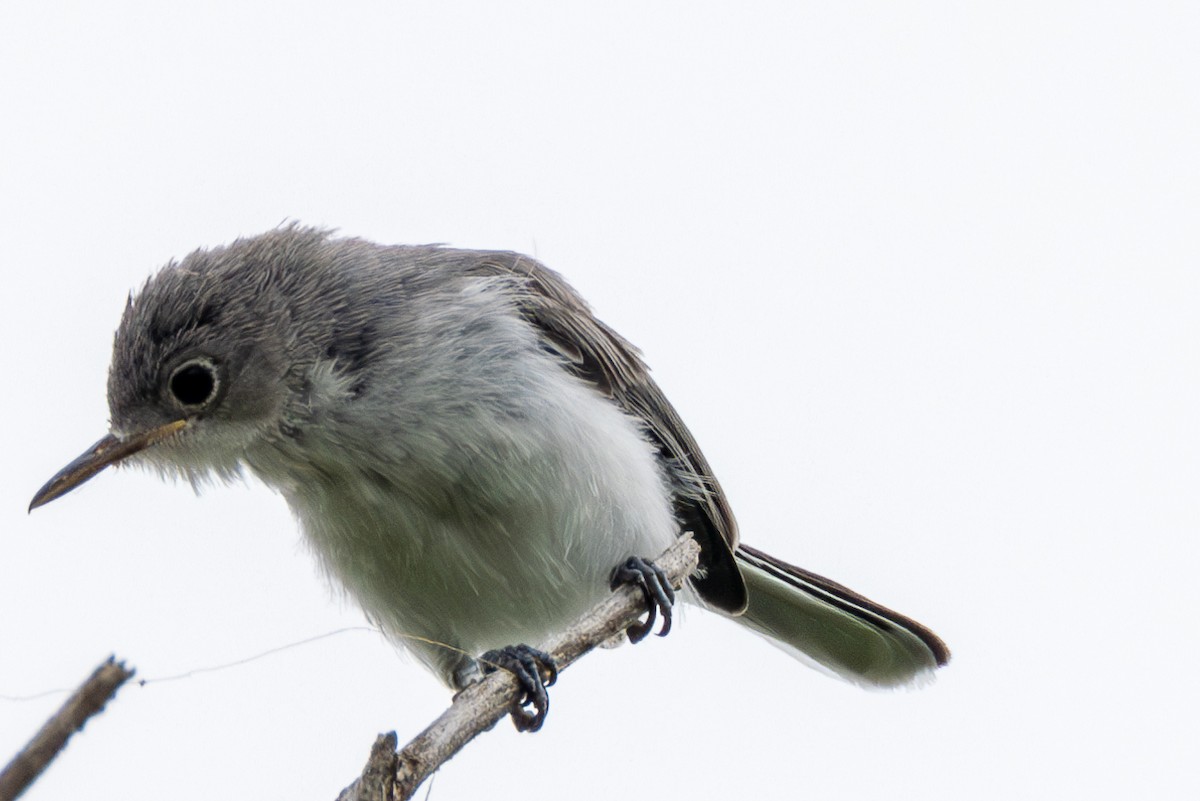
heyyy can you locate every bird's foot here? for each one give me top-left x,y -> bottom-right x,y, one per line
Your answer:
479,644 -> 558,732
610,555 -> 676,643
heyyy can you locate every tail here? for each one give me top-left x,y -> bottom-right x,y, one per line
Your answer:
733,544 -> 950,688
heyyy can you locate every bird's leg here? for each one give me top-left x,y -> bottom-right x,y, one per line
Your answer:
610,556 -> 676,643
476,644 -> 559,732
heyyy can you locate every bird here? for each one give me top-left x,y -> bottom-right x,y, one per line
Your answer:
30,225 -> 949,731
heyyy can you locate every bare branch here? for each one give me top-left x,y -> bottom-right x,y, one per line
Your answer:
335,733 -> 399,801
336,535 -> 701,801
0,656 -> 135,801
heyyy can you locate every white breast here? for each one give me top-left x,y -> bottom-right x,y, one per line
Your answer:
253,360 -> 679,684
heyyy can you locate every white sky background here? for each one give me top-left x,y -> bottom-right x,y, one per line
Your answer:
1,2 -> 1197,799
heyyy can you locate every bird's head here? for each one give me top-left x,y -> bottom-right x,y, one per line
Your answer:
30,227 -> 333,509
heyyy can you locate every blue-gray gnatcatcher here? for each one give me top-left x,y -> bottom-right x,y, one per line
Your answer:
31,226 -> 948,730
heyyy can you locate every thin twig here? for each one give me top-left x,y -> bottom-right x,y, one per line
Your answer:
336,535 -> 701,801
0,656 -> 135,801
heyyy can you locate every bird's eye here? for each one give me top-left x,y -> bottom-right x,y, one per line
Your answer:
168,359 -> 219,408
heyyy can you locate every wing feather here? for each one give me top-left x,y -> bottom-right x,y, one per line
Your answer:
468,253 -> 748,613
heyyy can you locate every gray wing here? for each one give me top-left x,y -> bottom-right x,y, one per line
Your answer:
468,252 -> 748,614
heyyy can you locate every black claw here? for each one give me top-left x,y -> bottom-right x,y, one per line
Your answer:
480,644 -> 558,732
610,556 -> 676,643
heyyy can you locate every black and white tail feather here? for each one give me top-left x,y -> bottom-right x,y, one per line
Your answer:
735,545 -> 949,688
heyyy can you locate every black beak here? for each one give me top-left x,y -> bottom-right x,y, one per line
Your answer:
29,419 -> 189,511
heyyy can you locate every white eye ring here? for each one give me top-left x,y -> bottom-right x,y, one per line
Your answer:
167,358 -> 220,408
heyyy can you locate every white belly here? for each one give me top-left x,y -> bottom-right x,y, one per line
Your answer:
259,377 -> 679,684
